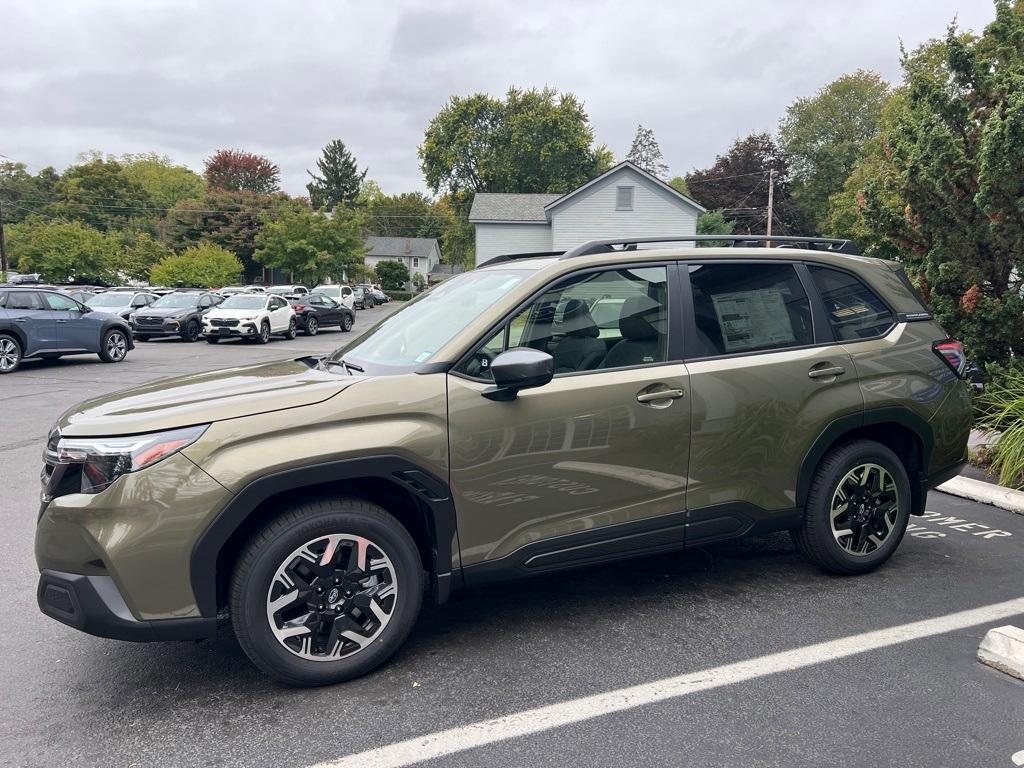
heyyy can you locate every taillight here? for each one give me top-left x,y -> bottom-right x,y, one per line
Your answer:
294,304 -> 305,312
934,339 -> 966,376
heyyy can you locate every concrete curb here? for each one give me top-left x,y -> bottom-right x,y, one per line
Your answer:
977,625 -> 1024,682
936,475 -> 1024,515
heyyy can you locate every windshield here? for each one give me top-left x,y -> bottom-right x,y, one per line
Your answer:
150,293 -> 200,309
220,295 -> 267,310
265,286 -> 295,295
328,269 -> 529,372
314,286 -> 341,297
85,293 -> 133,308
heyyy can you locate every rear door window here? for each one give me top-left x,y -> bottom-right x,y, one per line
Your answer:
808,265 -> 895,341
687,262 -> 813,358
7,291 -> 44,310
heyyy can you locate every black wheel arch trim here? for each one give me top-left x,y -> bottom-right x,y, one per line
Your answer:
796,406 -> 934,515
189,455 -> 458,617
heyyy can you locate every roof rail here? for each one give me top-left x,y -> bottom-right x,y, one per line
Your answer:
478,250 -> 565,268
561,235 -> 858,259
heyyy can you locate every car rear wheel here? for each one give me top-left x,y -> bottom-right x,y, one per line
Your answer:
791,440 -> 911,575
230,498 -> 424,686
0,335 -> 22,374
283,318 -> 297,340
305,317 -> 319,336
340,313 -> 353,332
98,329 -> 129,363
257,320 -> 271,344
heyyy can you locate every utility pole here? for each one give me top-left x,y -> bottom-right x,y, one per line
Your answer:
765,168 -> 777,248
0,201 -> 7,282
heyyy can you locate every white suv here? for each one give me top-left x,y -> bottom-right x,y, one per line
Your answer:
203,293 -> 296,344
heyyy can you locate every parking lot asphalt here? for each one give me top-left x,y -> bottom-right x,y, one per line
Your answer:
1,300 -> 1022,768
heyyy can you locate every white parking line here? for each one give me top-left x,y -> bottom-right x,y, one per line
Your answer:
311,597 -> 1024,768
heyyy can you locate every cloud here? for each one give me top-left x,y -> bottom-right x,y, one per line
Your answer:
0,0 -> 998,196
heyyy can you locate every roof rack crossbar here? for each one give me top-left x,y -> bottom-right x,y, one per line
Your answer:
479,250 -> 565,268
560,235 -> 857,259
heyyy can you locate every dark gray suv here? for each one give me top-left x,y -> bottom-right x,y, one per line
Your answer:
0,287 -> 134,373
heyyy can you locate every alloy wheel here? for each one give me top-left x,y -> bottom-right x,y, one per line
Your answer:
0,338 -> 20,372
106,332 -> 128,361
307,317 -> 318,336
829,463 -> 899,556
265,533 -> 398,661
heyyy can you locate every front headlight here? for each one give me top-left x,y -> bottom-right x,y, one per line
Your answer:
128,312 -> 137,323
51,425 -> 208,494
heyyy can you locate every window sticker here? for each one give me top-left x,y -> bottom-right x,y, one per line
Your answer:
710,288 -> 796,352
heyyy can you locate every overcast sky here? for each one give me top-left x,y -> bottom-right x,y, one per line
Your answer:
0,0 -> 996,198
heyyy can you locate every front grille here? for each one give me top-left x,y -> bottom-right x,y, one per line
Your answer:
136,316 -> 163,326
210,318 -> 239,327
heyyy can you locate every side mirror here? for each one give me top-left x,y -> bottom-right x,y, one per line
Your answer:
482,348 -> 554,401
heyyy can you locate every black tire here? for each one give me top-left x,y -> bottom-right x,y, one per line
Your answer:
0,334 -> 22,374
304,316 -> 319,336
135,334 -> 150,342
257,320 -> 271,344
182,319 -> 200,343
340,313 -> 353,332
791,440 -> 911,575
367,297 -> 375,308
98,329 -> 129,363
283,317 -> 297,340
230,498 -> 424,686
206,336 -> 220,344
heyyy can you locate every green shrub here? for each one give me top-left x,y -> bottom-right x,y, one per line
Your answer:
976,365 -> 1024,488
150,242 -> 242,288
386,290 -> 413,302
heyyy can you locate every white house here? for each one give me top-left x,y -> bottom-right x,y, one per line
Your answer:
468,161 -> 705,266
363,236 -> 441,282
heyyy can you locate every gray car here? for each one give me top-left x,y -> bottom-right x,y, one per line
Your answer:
0,287 -> 134,373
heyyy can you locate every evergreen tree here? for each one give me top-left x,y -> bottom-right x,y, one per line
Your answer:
625,124 -> 669,178
306,139 -> 366,211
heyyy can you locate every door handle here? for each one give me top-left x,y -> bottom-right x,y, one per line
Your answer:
637,388 -> 685,403
808,365 -> 846,379
14,318 -> 28,323
56,319 -> 68,323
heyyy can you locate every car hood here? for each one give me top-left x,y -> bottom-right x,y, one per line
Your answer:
206,309 -> 267,320
58,358 -> 360,436
134,307 -> 194,318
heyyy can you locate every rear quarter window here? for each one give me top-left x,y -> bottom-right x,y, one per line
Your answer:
809,265 -> 895,341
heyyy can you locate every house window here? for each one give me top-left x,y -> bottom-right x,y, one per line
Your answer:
615,186 -> 634,211
413,257 -> 420,268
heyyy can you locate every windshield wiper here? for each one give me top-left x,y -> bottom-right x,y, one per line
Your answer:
324,357 -> 364,375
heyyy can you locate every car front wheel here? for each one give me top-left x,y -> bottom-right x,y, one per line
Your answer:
182,319 -> 200,342
0,335 -> 22,374
792,440 -> 911,575
98,329 -> 129,363
230,499 -> 424,686
257,321 -> 271,344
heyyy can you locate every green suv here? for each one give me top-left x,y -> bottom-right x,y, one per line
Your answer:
35,235 -> 972,686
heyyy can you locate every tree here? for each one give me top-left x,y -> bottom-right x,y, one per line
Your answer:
6,218 -> 119,284
438,194 -> 475,269
668,176 -> 691,197
420,87 -> 611,196
695,210 -> 736,246
685,133 -> 806,235
118,153 -> 204,209
366,192 -> 450,239
374,259 -> 410,291
150,243 -> 242,288
204,149 -> 280,194
120,230 -> 173,282
167,189 -> 288,280
779,70 -> 891,232
254,203 -> 366,287
46,158 -> 154,232
307,139 -> 366,210
834,1 -> 1024,365
0,162 -> 60,225
625,124 -> 669,178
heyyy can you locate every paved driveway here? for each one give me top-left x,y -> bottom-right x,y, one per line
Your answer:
1,301 -> 1021,768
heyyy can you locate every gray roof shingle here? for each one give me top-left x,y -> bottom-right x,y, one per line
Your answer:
364,236 -> 438,259
468,193 -> 562,223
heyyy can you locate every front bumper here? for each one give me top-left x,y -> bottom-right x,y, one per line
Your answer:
131,320 -> 183,337
203,322 -> 258,338
38,569 -> 216,641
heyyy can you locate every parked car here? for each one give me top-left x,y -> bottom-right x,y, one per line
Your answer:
130,290 -> 224,342
85,290 -> 158,320
356,284 -> 381,308
266,284 -> 310,299
61,288 -> 104,304
0,287 -> 133,373
217,285 -> 266,296
33,234 -> 972,686
352,286 -> 371,310
202,293 -> 296,343
290,293 -> 355,335
309,284 -> 355,310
